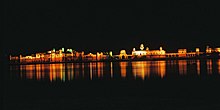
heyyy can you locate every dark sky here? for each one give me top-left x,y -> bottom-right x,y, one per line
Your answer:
3,0 -> 220,55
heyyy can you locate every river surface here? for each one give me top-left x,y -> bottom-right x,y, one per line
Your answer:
3,59 -> 220,110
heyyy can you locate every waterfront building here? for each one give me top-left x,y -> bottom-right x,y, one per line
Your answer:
206,46 -> 220,54
8,45 -> 220,64
132,44 -> 166,58
84,53 -> 97,61
119,50 -> 128,59
206,46 -> 213,53
178,49 -> 187,57
214,48 -> 220,53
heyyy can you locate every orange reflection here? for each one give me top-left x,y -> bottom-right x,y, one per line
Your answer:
49,64 -> 66,82
89,63 -> 93,80
16,62 -> 106,81
36,64 -> 41,80
13,58 -> 220,81
149,61 -> 165,78
178,60 -> 187,75
41,64 -> 46,79
196,60 -> 200,75
93,63 -> 97,78
89,62 -> 103,80
60,64 -> 65,82
207,59 -> 212,75
110,62 -> 113,78
26,65 -> 34,79
20,65 -> 24,79
97,62 -> 104,78
75,63 -> 80,78
120,62 -> 127,78
157,61 -> 166,78
218,59 -> 220,74
82,63 -> 84,78
49,64 -> 55,82
67,63 -> 74,81
132,61 -> 148,80
54,64 -> 60,81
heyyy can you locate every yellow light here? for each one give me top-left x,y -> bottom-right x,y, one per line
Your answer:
109,51 -> 113,56
215,48 -> 220,52
140,44 -> 144,50
196,48 -> 200,52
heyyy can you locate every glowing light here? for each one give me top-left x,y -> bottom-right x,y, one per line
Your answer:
178,49 -> 187,54
119,50 -> 128,59
215,48 -> 220,52
25,56 -> 33,59
196,48 -> 200,53
133,48 -> 136,51
132,44 -> 166,56
67,49 -> 73,53
146,47 -> 149,51
52,48 -> 55,53
132,50 -> 147,56
140,44 -> 144,50
109,51 -> 113,57
206,46 -> 212,53
160,47 -> 162,51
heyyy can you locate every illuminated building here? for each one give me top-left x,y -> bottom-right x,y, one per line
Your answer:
132,44 -> 166,58
214,48 -> 220,53
8,44 -> 220,64
206,46 -> 212,53
119,50 -> 128,59
205,46 -> 220,55
178,49 -> 187,57
84,53 -> 96,61
83,52 -> 110,61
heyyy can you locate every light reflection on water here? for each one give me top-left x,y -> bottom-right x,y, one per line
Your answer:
218,59 -> 220,74
10,59 -> 220,82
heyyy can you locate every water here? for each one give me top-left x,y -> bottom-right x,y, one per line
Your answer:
4,59 -> 220,110
9,59 -> 220,81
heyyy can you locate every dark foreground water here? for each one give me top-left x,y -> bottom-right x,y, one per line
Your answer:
3,59 -> 220,110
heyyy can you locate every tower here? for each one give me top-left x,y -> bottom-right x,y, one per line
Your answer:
146,47 -> 149,51
140,44 -> 144,50
133,48 -> 136,51
160,47 -> 163,51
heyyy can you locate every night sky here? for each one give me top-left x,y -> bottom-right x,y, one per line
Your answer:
3,0 -> 220,55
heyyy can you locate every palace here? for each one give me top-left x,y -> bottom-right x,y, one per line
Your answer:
131,44 -> 166,58
9,44 -> 220,64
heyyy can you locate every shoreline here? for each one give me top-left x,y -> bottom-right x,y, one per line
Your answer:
8,56 -> 220,65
